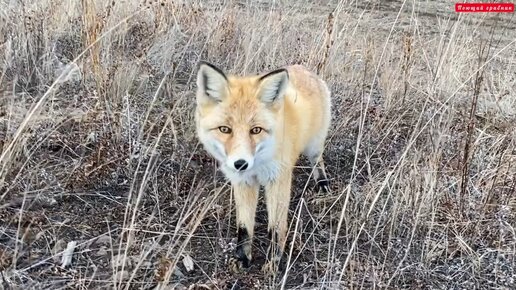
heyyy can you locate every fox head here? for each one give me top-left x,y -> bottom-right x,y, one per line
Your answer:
195,61 -> 289,176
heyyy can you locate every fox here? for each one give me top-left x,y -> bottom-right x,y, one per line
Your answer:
194,61 -> 332,275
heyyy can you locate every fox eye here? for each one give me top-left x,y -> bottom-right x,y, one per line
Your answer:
218,126 -> 232,134
250,127 -> 262,135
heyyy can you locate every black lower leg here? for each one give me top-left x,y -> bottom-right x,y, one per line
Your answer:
309,156 -> 330,193
235,227 -> 251,268
316,177 -> 329,192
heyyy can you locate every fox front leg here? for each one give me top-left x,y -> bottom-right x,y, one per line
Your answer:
229,182 -> 259,273
262,168 -> 293,276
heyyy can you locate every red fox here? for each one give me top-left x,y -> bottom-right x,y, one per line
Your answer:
195,61 -> 332,275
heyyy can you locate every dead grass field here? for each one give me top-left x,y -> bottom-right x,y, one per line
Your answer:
1,0 -> 516,289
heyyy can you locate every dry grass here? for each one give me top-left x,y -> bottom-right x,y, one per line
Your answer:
1,0 -> 515,289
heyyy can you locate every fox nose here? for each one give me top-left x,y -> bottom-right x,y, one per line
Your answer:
234,159 -> 249,171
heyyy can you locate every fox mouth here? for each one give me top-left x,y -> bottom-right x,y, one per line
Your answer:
233,160 -> 249,171
222,162 -> 254,175
225,164 -> 252,174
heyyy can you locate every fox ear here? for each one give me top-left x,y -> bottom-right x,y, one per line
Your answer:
257,68 -> 289,104
196,61 -> 228,103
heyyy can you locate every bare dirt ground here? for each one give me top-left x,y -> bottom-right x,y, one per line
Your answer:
1,0 -> 515,289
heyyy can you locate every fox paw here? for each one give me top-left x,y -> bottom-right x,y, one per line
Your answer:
229,257 -> 250,274
261,260 -> 278,277
261,256 -> 283,277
